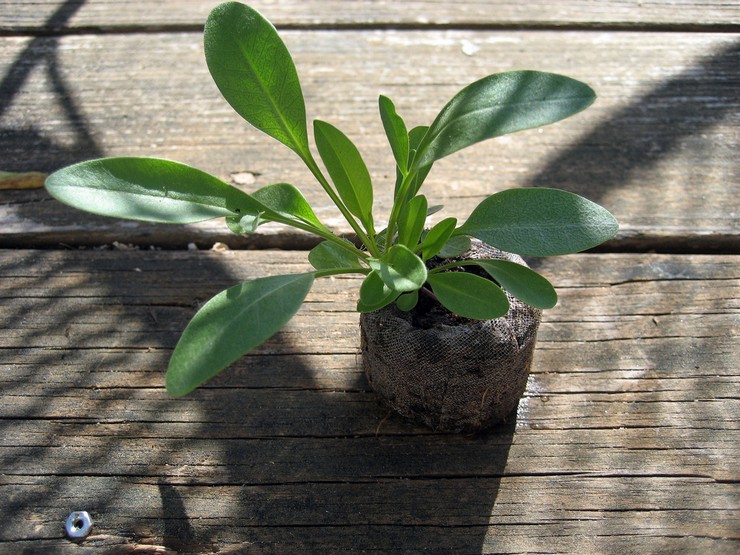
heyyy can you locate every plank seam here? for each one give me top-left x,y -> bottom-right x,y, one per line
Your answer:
1,21 -> 739,38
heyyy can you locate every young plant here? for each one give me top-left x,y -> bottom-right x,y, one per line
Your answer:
45,2 -> 618,396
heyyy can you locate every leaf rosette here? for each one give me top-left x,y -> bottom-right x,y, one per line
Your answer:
44,1 -> 618,395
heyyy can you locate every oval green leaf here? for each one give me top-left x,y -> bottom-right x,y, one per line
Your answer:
404,125 -> 433,199
420,217 -> 457,260
166,272 -> 315,396
226,211 -> 263,234
379,95 -> 409,173
395,290 -> 419,312
428,272 -> 509,320
358,270 -> 398,312
474,259 -> 557,309
45,157 -> 262,223
371,244 -> 427,293
457,188 -> 619,256
252,182 -> 328,232
205,2 -> 309,155
397,195 -> 428,248
412,71 -> 596,170
308,240 -> 362,271
314,120 -> 374,227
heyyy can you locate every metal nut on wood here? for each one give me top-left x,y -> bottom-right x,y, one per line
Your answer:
65,511 -> 92,539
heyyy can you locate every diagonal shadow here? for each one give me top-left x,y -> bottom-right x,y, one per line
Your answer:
0,0 -> 102,171
526,40 -> 739,196
1,6 -> 513,549
1,7 -> 736,551
524,40 -> 739,252
0,248 -> 515,553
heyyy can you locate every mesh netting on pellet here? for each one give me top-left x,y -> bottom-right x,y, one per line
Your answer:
360,241 -> 541,433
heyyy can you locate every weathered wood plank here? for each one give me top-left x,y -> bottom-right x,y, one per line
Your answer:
0,249 -> 737,552
1,31 -> 738,249
1,0 -> 738,31
2,476 -> 737,552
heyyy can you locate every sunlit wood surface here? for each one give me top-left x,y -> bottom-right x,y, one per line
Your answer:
1,1 -> 738,552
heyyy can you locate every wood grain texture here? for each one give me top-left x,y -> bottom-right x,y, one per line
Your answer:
1,249 -> 737,552
1,0 -> 738,31
1,30 -> 738,250
1,2 -> 738,553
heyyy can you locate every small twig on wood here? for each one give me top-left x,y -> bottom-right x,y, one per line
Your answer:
0,170 -> 47,190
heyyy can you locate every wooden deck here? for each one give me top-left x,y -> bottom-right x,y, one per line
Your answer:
1,1 -> 738,553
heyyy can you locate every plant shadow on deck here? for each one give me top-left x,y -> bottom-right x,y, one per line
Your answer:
1,2 -> 736,551
0,0 -> 102,170
527,39 -> 739,198
523,39 -> 739,254
0,249 -> 516,552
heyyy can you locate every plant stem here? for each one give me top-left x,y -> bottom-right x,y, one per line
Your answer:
418,284 -> 439,303
301,152 -> 380,258
268,214 -> 368,261
384,168 -> 418,252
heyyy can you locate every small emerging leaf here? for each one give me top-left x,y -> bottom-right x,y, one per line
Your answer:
370,244 -> 427,293
397,195 -> 428,248
395,290 -> 419,312
358,270 -> 398,312
379,95 -> 409,173
166,272 -> 315,396
252,182 -> 328,232
457,188 -> 619,256
308,240 -> 362,271
314,120 -> 374,228
427,272 -> 509,320
226,212 -> 262,234
45,157 -> 262,223
205,2 -> 309,156
474,259 -> 557,309
420,217 -> 457,260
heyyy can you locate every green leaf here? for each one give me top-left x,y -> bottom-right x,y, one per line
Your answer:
405,125 -> 433,198
357,271 -> 398,312
412,71 -> 596,170
379,95 -> 409,173
45,157 -> 262,223
370,244 -> 427,293
308,240 -> 362,271
427,272 -> 509,320
395,290 -> 419,312
314,120 -> 374,227
204,2 -> 309,156
474,259 -> 557,309
456,188 -> 619,256
397,195 -> 428,248
420,217 -> 457,260
393,164 -> 405,202
166,272 -> 314,396
252,182 -> 328,232
407,126 -> 430,169
437,235 -> 471,258
226,212 -> 262,234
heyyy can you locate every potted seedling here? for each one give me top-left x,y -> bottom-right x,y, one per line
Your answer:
45,2 -> 618,432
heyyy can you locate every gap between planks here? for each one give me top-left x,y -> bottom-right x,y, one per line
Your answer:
3,21 -> 740,38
